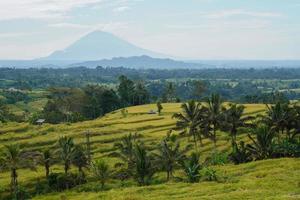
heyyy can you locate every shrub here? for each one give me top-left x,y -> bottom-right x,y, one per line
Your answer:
47,173 -> 82,192
229,141 -> 252,164
206,151 -> 229,165
273,139 -> 300,158
201,167 -> 218,181
181,152 -> 201,183
12,186 -> 31,200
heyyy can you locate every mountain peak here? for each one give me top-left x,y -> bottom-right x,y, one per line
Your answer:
42,31 -> 165,61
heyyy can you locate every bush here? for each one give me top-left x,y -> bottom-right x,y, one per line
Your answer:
12,186 -> 31,200
229,141 -> 252,164
201,167 -> 218,181
206,151 -> 228,165
47,173 -> 82,192
273,139 -> 300,158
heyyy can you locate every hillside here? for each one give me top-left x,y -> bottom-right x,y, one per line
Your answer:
1,103 -> 299,199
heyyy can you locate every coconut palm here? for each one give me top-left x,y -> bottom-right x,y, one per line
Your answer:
173,100 -> 204,150
203,93 -> 224,149
38,149 -> 53,178
247,125 -> 276,160
56,136 -> 75,174
114,133 -> 139,171
91,160 -> 110,189
133,143 -> 155,186
262,102 -> 292,135
221,103 -> 254,147
154,135 -> 190,181
72,145 -> 89,176
0,144 -> 34,194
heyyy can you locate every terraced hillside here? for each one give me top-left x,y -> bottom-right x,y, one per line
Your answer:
0,103 -> 299,200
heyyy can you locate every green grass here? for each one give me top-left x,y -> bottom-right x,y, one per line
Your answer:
0,103 -> 299,199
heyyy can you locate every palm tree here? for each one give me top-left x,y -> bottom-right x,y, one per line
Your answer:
39,149 -> 52,178
72,145 -> 89,177
173,100 -> 204,150
91,160 -> 110,189
203,93 -> 224,149
247,125 -> 276,160
262,102 -> 292,135
221,103 -> 253,148
154,135 -> 190,181
0,144 -> 34,194
180,152 -> 201,183
114,133 -> 138,171
57,136 -> 75,174
133,143 -> 155,186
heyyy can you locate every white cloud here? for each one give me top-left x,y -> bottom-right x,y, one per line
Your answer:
113,6 -> 130,12
204,9 -> 282,19
0,0 -> 104,21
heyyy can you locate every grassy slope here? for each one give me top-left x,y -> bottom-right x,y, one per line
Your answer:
0,103 -> 299,199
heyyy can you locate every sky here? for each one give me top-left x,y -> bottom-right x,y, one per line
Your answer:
0,0 -> 299,60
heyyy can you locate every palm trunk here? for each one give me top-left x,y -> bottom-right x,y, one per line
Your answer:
11,168 -> 18,195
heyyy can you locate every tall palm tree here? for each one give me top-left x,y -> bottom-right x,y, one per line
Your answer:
0,144 -> 34,194
39,149 -> 52,178
203,93 -> 224,149
133,143 -> 155,186
57,136 -> 75,174
173,100 -> 204,150
72,145 -> 89,176
154,135 -> 190,181
114,133 -> 139,171
221,103 -> 253,148
91,160 -> 110,189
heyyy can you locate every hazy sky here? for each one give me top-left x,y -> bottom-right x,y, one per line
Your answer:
0,0 -> 299,60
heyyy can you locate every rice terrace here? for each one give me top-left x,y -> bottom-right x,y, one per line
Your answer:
1,0 -> 300,200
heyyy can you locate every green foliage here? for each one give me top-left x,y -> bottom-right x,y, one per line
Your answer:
206,151 -> 229,166
12,186 -> 31,200
156,101 -> 163,115
91,160 -> 111,189
229,141 -> 252,164
56,136 -> 75,174
180,152 -> 201,183
201,167 -> 217,182
155,135 -> 189,181
247,125 -> 276,160
133,143 -> 155,186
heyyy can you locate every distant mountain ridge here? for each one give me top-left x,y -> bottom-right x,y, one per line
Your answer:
41,31 -> 166,61
69,55 -> 211,69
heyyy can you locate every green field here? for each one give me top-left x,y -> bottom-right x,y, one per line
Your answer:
0,103 -> 299,199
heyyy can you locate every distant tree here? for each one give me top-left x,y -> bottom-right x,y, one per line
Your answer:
162,82 -> 176,102
192,80 -> 206,100
91,160 -> 110,189
156,101 -> 163,115
133,81 -> 150,105
0,100 -> 10,123
118,75 -> 135,106
56,136 -> 75,174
